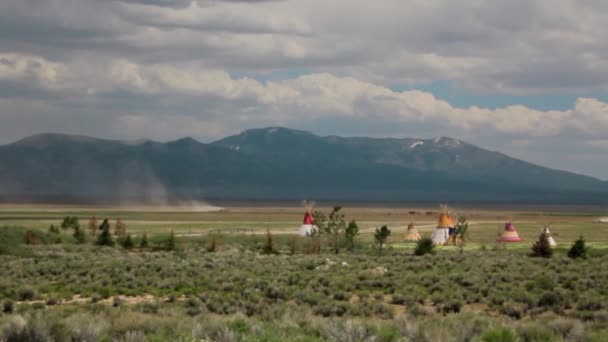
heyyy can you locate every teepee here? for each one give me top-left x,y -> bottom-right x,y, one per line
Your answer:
298,200 -> 317,236
431,205 -> 455,245
404,223 -> 421,241
498,222 -> 522,242
542,226 -> 557,247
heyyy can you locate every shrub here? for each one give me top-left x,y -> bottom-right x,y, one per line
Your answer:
414,237 -> 435,256
323,320 -> 376,342
516,324 -> 561,342
17,286 -> 37,301
46,298 -> 60,306
0,315 -> 28,341
391,295 -> 406,305
262,229 -> 277,254
136,301 -> 159,314
207,235 -> 218,252
116,330 -> 147,342
113,296 -> 125,307
576,295 -> 604,311
500,301 -> 525,319
538,291 -> 561,308
66,314 -> 109,342
481,327 -> 520,342
24,230 -> 41,245
567,236 -> 588,259
530,232 -> 552,258
2,299 -> 14,313
441,300 -> 463,314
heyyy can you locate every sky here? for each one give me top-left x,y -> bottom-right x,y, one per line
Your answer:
0,0 -> 607,180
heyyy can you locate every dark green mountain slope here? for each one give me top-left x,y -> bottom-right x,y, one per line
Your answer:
0,128 -> 606,203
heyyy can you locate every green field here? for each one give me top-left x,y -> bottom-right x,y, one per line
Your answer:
1,203 -> 607,245
1,204 -> 608,341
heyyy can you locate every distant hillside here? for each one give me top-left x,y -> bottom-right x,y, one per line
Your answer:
1,128 -> 607,204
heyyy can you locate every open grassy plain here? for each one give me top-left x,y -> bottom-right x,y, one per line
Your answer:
1,203 -> 608,341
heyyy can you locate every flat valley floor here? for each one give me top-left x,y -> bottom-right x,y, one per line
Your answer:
1,202 -> 608,341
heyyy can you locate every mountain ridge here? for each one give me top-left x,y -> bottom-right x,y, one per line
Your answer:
1,128 -> 606,204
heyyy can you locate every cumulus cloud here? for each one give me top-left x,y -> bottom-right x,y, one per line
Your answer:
2,53 -> 607,141
0,0 -> 608,178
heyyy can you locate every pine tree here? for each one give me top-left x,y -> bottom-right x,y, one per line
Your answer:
414,237 -> 435,256
455,216 -> 469,254
345,219 -> 359,252
122,233 -> 134,249
568,235 -> 588,259
61,216 -> 80,232
165,230 -> 176,251
139,232 -> 149,248
96,219 -> 115,246
73,225 -> 87,244
374,225 -> 391,256
48,224 -> 60,234
531,232 -> 552,258
326,206 -> 346,255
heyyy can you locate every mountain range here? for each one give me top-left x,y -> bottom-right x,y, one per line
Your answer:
0,127 -> 606,204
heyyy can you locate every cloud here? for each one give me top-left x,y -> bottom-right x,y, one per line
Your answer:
116,1 -> 311,35
2,53 -> 607,141
2,0 -> 606,93
0,1 -> 608,178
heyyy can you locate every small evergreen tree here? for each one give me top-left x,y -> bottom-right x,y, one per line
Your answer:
122,233 -> 134,249
531,232 -> 552,258
414,237 -> 435,256
374,225 -> 391,256
165,230 -> 176,251
263,229 -> 277,254
73,225 -> 87,244
61,216 -> 79,231
61,216 -> 71,231
326,206 -> 346,255
455,216 -> 469,254
568,235 -> 588,259
96,219 -> 115,246
48,224 -> 60,234
345,219 -> 359,252
139,232 -> 149,248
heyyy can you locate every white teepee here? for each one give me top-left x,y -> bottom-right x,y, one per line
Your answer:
431,205 -> 455,245
542,226 -> 557,247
